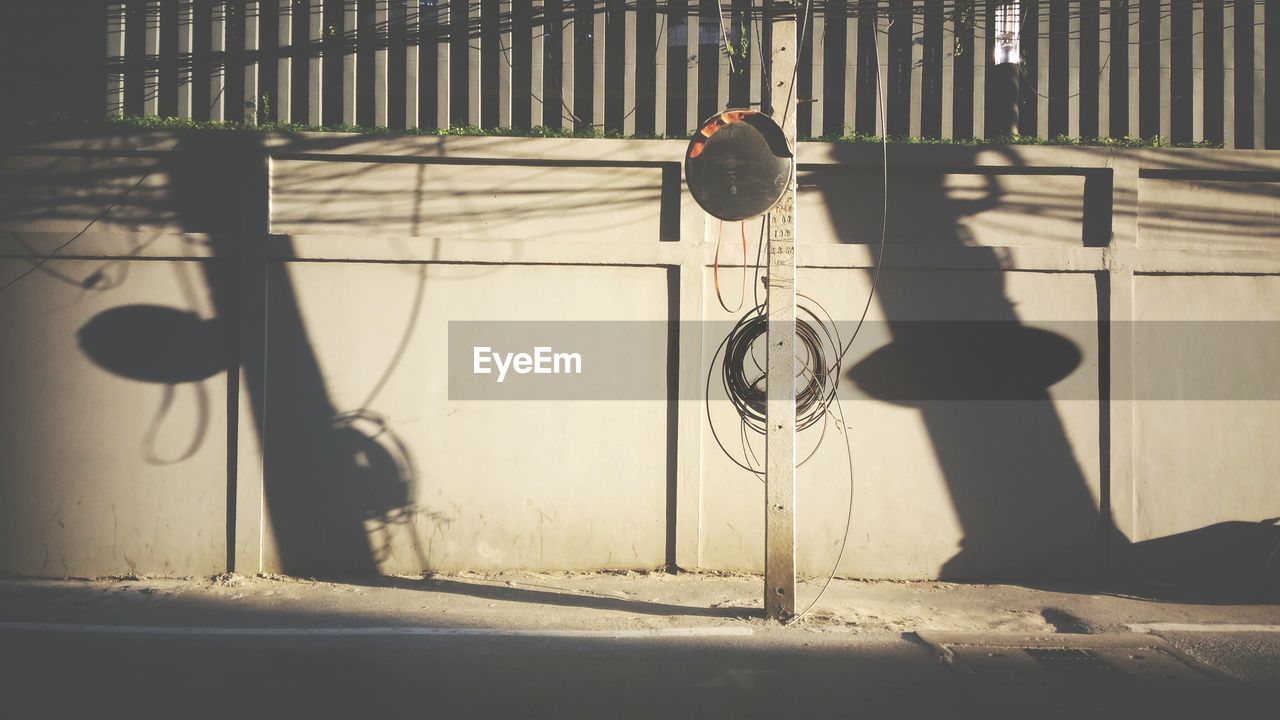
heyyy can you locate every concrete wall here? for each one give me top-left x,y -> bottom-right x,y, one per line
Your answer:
2,130 -> 1278,584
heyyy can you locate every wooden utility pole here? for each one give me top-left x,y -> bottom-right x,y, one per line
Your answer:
765,0 -> 798,622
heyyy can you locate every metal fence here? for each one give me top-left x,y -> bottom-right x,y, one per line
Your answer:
103,1 -> 1276,146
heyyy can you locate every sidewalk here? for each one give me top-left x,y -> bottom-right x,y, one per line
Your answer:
2,569 -> 1277,637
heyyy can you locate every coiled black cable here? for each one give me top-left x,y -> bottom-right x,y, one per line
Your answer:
707,292 -> 845,477
720,302 -> 841,436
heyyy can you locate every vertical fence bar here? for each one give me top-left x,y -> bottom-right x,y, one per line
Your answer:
796,0 -> 814,137
530,0 -> 545,129
1126,0 -> 1138,136
1100,0 -> 1115,137
1158,0 -> 1170,139
636,0 -> 656,134
404,0 -> 419,128
357,0 -> 375,124
466,0 -> 480,126
842,0 -> 856,132
667,0 -> 688,135
144,1 -> 161,115
260,0 -> 279,122
375,0 -> 388,126
855,0 -> 875,133
125,1 -> 144,116
1190,0 -> 1202,142
108,3 -> 127,117
810,2 -> 824,136
717,0 -> 731,114
245,0 -> 260,123
1267,0 -> 1279,147
1254,0 -> 1266,148
499,0 -> 513,128
877,0 -> 890,133
1049,0 -> 1066,137
654,0 -> 668,135
594,1 -> 607,130
1019,0 -> 1037,135
308,0 -> 323,125
193,0 -> 211,118
808,2 -> 819,133
952,0 -> 972,138
889,0 -> 907,137
160,0 -> 180,117
574,0 -> 593,129
971,0 -> 984,138
1235,0 -> 1253,148
322,0 -> 337,121
292,0 -> 309,123
983,0 -> 1002,138
430,0 -> 447,128
387,0 -> 405,128
509,0 -> 529,128
343,0 -> 357,124
212,0 -> 227,119
760,0 -> 773,115
909,0 -> 923,138
941,0 -> 953,138
1170,0 -> 1191,143
823,0 -> 848,136
562,0 -> 576,127
697,0 -> 718,126
920,0 -> 941,138
419,0 -> 436,128
226,0 -> 245,121
276,0 -> 292,122
178,0 -> 195,118
1080,0 -> 1099,139
449,0 -> 467,126
619,0 -> 636,134
1225,1 -> 1236,147
1106,1 -> 1118,135
1205,0 -> 1224,145
1068,0 -> 1080,138
481,0 -> 499,127
1036,1 -> 1048,137
1095,1 -> 1105,137
544,0 -> 563,128
686,1 -> 699,132
1139,0 -> 1158,137
729,0 -> 751,110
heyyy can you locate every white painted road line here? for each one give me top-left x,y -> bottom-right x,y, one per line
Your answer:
1128,623 -> 1280,634
0,621 -> 752,639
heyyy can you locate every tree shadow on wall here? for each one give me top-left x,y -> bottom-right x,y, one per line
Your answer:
817,143 -> 1103,581
72,132 -> 417,577
820,142 -> 1280,602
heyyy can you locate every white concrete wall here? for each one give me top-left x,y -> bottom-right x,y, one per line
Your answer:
1,132 -> 1277,582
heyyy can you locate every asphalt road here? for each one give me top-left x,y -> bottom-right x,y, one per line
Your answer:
2,626 -> 1277,719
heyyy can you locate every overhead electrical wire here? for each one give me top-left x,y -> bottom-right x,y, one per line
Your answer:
712,220 -> 750,313
0,83 -> 228,295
